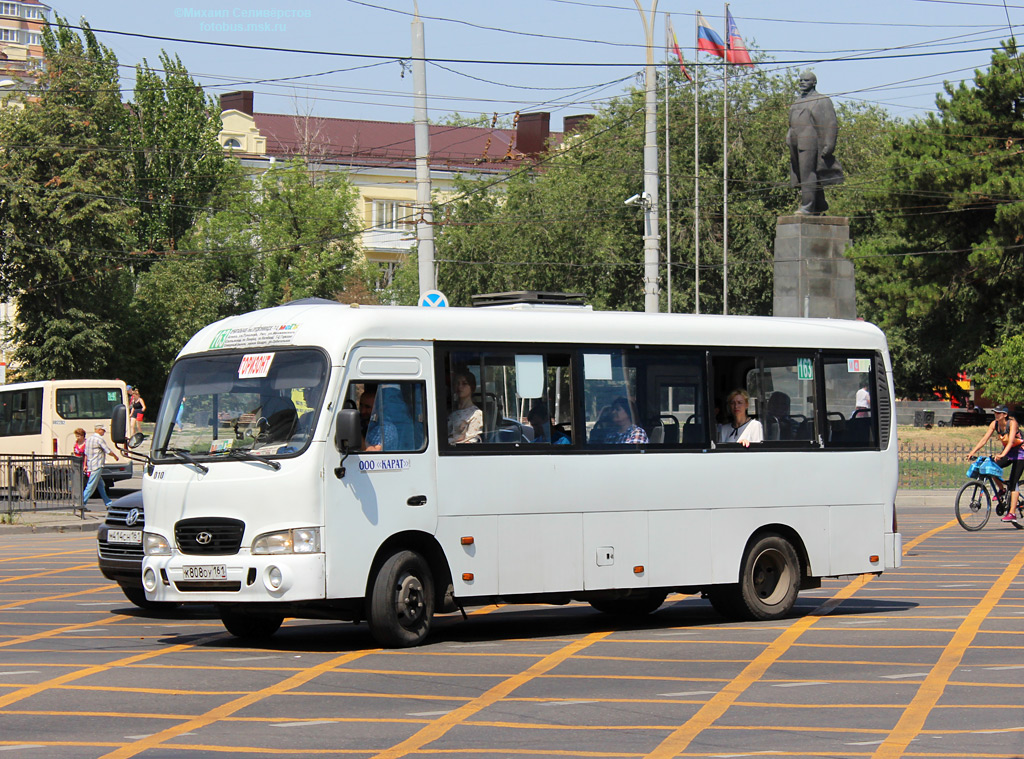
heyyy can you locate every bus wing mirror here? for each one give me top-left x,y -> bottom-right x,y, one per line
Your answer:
111,404 -> 128,445
334,408 -> 362,453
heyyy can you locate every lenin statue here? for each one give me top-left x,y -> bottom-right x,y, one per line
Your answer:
787,71 -> 844,215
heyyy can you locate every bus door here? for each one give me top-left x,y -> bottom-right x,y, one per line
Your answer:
323,346 -> 436,600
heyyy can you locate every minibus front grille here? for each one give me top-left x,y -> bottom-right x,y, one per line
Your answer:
173,581 -> 242,592
97,541 -> 144,560
175,518 -> 245,555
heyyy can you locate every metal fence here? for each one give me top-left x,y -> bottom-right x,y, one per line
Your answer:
1,454 -> 85,517
899,439 -> 1000,490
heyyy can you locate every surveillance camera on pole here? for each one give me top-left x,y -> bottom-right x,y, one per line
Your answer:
624,192 -> 652,210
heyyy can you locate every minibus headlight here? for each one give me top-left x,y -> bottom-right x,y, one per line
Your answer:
144,532 -> 172,556
252,528 -> 321,555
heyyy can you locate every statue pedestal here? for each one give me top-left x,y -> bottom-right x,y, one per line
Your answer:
773,215 -> 856,319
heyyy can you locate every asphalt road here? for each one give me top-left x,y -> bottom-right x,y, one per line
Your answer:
0,503 -> 1022,759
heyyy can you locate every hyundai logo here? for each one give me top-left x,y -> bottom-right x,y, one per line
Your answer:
195,532 -> 214,545
125,508 -> 140,527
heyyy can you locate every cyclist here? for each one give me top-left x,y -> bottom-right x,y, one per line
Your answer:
966,405 -> 1024,522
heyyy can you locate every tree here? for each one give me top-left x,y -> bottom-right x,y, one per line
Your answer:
125,52 -> 228,253
182,159 -> 363,311
0,18 -> 135,379
853,42 -> 1024,398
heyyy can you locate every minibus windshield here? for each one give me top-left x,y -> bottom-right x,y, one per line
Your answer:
152,349 -> 329,462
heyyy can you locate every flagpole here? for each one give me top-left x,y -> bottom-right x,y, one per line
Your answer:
722,2 -> 729,316
664,19 -> 672,314
693,12 -> 700,314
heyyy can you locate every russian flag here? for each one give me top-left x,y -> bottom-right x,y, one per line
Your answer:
726,9 -> 754,67
696,11 -> 725,59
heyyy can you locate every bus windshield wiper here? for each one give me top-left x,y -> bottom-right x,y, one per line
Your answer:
164,447 -> 210,474
223,447 -> 281,470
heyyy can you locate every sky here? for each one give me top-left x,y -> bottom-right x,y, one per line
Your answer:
48,0 -> 1024,128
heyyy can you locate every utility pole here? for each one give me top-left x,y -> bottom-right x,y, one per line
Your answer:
412,4 -> 435,295
635,0 -> 661,313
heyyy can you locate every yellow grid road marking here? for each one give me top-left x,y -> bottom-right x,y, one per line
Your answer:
369,631 -> 612,759
640,519 -> 956,759
97,648 -> 374,759
870,539 -> 1024,759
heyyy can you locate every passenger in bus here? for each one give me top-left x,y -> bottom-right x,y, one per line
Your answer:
365,384 -> 413,451
719,389 -> 764,447
528,403 -> 570,444
607,396 -> 649,444
766,391 -> 797,440
588,405 -> 615,443
358,384 -> 379,443
448,369 -> 483,444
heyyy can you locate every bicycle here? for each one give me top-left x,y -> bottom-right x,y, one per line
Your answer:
955,455 -> 1023,531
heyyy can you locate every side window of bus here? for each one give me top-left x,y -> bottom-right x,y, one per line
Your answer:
822,355 -> 878,447
712,354 -> 816,447
0,389 -> 42,437
441,350 -> 572,447
342,382 -> 427,453
584,349 -> 704,448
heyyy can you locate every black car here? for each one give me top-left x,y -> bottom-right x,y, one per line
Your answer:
96,491 -> 176,610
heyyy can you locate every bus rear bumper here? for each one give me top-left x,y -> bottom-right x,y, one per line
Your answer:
142,553 -> 326,604
885,532 -> 903,569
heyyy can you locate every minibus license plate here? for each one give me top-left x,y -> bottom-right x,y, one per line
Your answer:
107,529 -> 142,544
182,565 -> 227,581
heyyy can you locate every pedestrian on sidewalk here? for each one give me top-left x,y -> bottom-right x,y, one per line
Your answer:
82,423 -> 119,509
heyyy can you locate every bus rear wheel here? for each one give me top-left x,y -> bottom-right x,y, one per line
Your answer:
219,609 -> 284,640
367,550 -> 434,648
738,534 -> 801,621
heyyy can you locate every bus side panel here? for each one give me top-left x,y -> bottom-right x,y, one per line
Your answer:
582,511 -> 649,591
829,504 -> 886,575
648,509 -> 713,587
497,513 -> 583,595
709,506 -> 830,583
436,515 -> 499,597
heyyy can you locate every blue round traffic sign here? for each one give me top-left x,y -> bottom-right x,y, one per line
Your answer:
419,290 -> 449,308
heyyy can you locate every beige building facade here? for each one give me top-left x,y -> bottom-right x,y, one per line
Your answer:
216,92 -> 580,289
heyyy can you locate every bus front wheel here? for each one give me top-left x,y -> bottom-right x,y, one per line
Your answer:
367,550 -> 434,648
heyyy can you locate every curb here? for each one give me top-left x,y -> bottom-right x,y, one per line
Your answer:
0,521 -> 103,535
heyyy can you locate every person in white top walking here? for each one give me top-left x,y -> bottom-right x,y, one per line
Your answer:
82,423 -> 119,509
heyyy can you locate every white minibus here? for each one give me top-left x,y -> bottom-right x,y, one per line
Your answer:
127,297 -> 901,647
1,379 -> 132,496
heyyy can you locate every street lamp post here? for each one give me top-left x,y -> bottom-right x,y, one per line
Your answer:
634,0 -> 660,314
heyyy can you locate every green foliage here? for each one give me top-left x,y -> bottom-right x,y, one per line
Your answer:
181,159 -> 363,310
0,17 -> 135,380
401,62 -> 892,315
853,42 -> 1024,398
125,52 -> 228,252
128,253 -> 227,397
969,334 -> 1024,404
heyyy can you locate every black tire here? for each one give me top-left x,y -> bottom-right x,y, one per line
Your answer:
367,550 -> 434,648
590,592 -> 667,617
737,534 -> 801,621
219,609 -> 284,640
955,480 -> 991,531
120,584 -> 180,611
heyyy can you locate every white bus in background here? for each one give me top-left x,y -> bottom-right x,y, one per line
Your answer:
0,379 -> 133,496
127,297 -> 901,647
